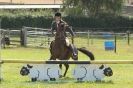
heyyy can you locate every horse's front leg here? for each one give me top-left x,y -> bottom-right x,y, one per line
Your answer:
63,64 -> 69,77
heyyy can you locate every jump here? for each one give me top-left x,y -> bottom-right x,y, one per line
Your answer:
49,12 -> 95,77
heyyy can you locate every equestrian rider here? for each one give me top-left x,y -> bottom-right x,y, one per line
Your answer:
50,12 -> 77,56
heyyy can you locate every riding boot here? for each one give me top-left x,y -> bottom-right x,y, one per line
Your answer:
69,44 -> 78,57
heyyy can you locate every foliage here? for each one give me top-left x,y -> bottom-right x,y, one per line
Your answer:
0,9 -> 132,32
0,9 -> 53,17
63,0 -> 124,17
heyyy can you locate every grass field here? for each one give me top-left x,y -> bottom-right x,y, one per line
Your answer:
0,37 -> 133,88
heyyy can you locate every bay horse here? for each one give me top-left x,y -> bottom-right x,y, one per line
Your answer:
49,22 -> 95,77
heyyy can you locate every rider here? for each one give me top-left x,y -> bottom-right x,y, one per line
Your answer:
50,12 -> 77,56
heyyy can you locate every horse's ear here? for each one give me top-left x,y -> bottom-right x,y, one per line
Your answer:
99,64 -> 104,69
27,64 -> 33,68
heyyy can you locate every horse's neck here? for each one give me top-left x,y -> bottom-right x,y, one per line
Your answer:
54,27 -> 66,47
55,32 -> 65,39
55,37 -> 65,43
54,37 -> 66,50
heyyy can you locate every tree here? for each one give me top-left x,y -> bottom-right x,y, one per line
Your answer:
62,0 -> 84,17
63,0 -> 124,17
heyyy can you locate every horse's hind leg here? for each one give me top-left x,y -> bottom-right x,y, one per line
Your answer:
63,64 -> 69,77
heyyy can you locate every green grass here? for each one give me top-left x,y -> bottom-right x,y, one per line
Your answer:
0,38 -> 133,88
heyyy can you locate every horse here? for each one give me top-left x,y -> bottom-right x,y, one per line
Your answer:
1,36 -> 10,48
49,22 -> 95,77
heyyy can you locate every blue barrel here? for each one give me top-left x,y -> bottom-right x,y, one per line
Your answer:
104,41 -> 115,50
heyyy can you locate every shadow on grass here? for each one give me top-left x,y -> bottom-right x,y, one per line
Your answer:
20,77 -> 114,85
19,77 -> 75,85
85,80 -> 114,84
1,45 -> 20,49
1,46 -> 48,50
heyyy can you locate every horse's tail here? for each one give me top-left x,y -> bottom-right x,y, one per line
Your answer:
77,47 -> 95,60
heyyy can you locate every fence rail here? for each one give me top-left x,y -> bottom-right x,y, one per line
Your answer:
1,60 -> 133,64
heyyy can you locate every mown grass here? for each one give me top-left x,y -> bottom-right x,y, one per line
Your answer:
0,38 -> 133,88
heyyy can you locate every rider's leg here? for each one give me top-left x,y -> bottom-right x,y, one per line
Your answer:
65,38 -> 78,59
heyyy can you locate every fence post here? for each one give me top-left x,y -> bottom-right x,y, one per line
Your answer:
0,18 -> 2,82
87,30 -> 90,46
127,31 -> 130,46
90,30 -> 93,45
114,33 -> 117,53
20,27 -> 27,47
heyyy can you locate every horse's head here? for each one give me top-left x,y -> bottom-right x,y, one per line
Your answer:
20,64 -> 33,76
55,22 -> 66,40
57,22 -> 66,31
